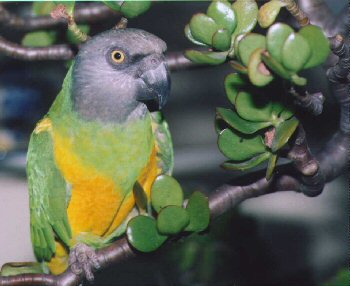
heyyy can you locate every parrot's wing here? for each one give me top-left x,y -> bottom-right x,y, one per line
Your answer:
27,118 -> 71,261
151,111 -> 174,175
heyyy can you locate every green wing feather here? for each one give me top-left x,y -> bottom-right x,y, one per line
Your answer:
151,111 -> 174,175
27,124 -> 71,262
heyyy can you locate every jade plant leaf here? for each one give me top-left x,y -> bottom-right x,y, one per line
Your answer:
235,91 -> 273,122
151,175 -> 183,213
189,13 -> 218,46
218,128 -> 266,161
33,1 -> 55,15
22,31 -> 57,47
133,182 -> 148,213
222,152 -> 271,170
258,0 -> 286,28
120,1 -> 151,18
271,117 -> 299,152
185,50 -> 228,65
157,206 -> 190,235
299,25 -> 331,69
238,33 -> 266,66
127,216 -> 167,252
185,192 -> 210,232
216,108 -> 271,134
282,33 -> 311,72
248,48 -> 274,87
261,51 -> 291,80
207,0 -> 237,34
103,1 -> 151,18
232,0 -> 258,37
224,73 -> 247,104
212,29 -> 231,51
267,23 -> 294,63
184,24 -> 208,46
266,153 -> 278,180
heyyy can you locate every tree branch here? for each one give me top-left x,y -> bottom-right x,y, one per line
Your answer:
0,3 -> 119,32
0,35 -> 199,71
298,0 -> 348,36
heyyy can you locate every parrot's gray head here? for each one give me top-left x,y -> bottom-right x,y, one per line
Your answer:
72,28 -> 170,123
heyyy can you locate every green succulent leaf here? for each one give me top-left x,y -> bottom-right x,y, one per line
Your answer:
282,32 -> 311,72
185,192 -> 210,232
224,73 -> 247,104
133,182 -> 148,214
235,91 -> 273,122
22,31 -> 57,47
222,152 -> 271,171
189,13 -> 218,46
299,25 -> 331,69
212,29 -> 231,51
184,24 -> 208,47
157,206 -> 190,235
33,1 -> 55,15
233,33 -> 246,61
258,0 -> 286,28
104,1 -> 151,18
103,1 -> 121,11
216,108 -> 271,134
229,60 -> 248,74
261,51 -> 291,80
248,48 -> 274,87
232,0 -> 258,37
271,117 -> 299,152
207,0 -> 237,34
291,74 -> 307,86
271,102 -> 294,121
267,23 -> 294,63
151,175 -> 183,213
218,128 -> 266,161
127,216 -> 167,252
185,50 -> 228,65
121,1 -> 151,18
266,153 -> 278,180
238,33 -> 266,66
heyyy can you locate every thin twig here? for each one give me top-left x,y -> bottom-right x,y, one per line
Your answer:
281,0 -> 310,26
289,87 -> 325,116
298,0 -> 348,36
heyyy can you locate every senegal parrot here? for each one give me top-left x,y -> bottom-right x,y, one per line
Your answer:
2,28 -> 173,279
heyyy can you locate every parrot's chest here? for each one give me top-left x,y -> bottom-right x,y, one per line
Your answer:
51,115 -> 154,236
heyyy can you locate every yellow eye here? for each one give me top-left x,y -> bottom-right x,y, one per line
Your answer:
111,50 -> 125,63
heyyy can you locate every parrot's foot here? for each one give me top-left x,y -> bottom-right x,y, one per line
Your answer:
69,243 -> 100,282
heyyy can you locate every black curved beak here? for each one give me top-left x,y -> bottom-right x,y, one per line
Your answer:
138,62 -> 170,111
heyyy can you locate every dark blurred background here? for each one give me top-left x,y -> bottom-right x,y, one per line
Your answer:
0,1 -> 347,285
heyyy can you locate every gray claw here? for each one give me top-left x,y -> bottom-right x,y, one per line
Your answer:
69,243 -> 100,283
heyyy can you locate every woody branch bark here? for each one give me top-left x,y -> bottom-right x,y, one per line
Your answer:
0,3 -> 119,31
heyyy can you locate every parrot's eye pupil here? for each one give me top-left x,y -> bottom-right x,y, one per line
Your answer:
111,50 -> 125,63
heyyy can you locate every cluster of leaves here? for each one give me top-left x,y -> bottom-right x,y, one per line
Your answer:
216,76 -> 298,179
126,175 -> 210,252
185,0 -> 331,179
22,1 -> 152,47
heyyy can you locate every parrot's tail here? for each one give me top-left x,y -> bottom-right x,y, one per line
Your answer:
0,262 -> 49,276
